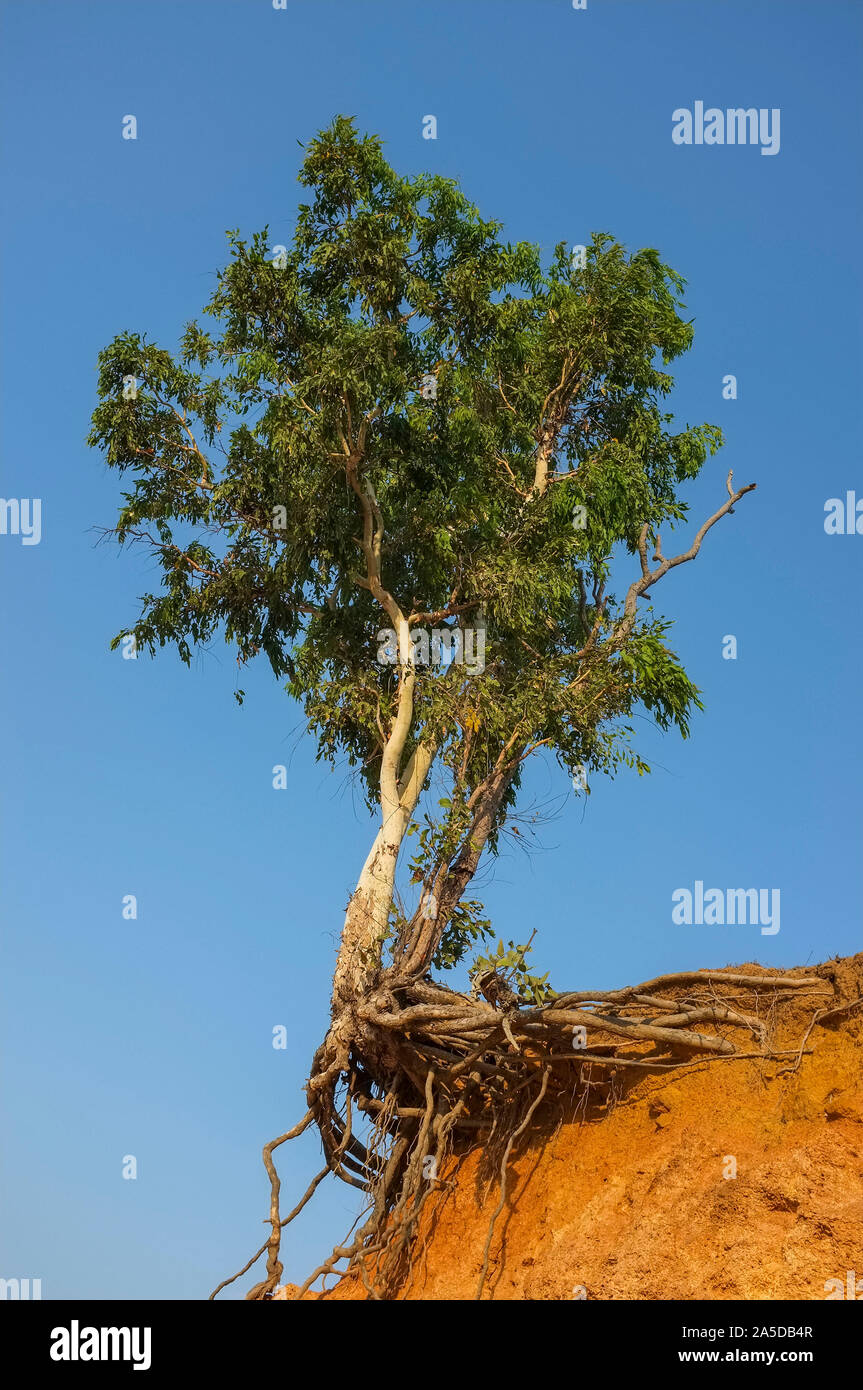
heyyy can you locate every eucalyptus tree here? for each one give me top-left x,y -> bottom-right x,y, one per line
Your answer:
90,117 -> 757,1298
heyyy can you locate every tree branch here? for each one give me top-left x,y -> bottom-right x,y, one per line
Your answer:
616,473 -> 756,640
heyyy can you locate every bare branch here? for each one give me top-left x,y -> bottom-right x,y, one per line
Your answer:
616,477 -> 757,640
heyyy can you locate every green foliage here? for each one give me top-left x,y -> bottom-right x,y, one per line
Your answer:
406,801 -> 473,886
470,937 -> 558,1006
432,900 -> 493,972
89,117 -> 729,974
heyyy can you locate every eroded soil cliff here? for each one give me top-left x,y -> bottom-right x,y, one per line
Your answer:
277,955 -> 863,1300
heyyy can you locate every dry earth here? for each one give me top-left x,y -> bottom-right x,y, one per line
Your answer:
275,955 -> 863,1300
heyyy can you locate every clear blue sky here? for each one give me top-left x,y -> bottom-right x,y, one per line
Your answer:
1,0 -> 860,1300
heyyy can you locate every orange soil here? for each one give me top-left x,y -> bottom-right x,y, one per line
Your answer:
276,955 -> 863,1301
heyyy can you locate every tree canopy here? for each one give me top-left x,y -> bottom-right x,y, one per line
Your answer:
89,116 -> 748,980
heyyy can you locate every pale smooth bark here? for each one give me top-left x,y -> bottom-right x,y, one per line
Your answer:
330,700 -> 435,1012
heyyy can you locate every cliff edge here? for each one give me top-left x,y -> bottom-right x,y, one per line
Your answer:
277,955 -> 863,1300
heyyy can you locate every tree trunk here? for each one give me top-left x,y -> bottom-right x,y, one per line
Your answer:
393,762 -> 518,980
329,739 -> 434,1014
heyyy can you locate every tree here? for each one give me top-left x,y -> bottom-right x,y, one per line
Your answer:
89,116 -> 766,1299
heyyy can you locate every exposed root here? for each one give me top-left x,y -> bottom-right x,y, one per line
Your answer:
212,964 -> 845,1302
475,1066 -> 550,1300
208,1109 -> 315,1301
